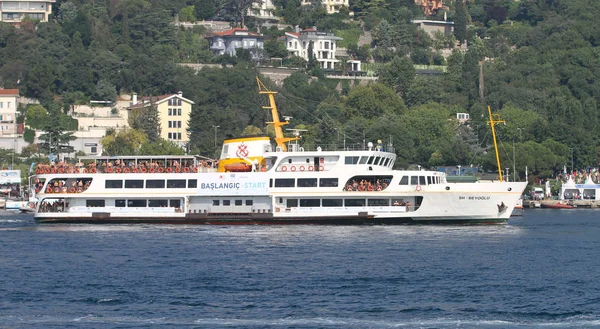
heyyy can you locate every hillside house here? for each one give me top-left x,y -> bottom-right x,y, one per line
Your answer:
283,28 -> 342,70
128,92 -> 194,147
0,0 -> 55,24
206,28 -> 265,61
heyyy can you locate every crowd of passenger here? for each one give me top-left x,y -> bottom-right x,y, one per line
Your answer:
38,178 -> 92,194
344,179 -> 389,192
35,159 -> 218,175
39,200 -> 66,213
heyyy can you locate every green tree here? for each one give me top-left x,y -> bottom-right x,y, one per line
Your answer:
25,105 -> 48,129
129,103 -> 161,143
178,5 -> 196,21
454,0 -> 468,45
101,128 -> 148,155
139,139 -> 185,155
377,56 -> 415,96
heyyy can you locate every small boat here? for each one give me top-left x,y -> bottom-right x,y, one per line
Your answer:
541,200 -> 574,209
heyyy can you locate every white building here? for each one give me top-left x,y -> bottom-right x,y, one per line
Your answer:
0,0 -> 55,24
300,0 -> 348,14
247,0 -> 278,22
0,89 -> 19,136
283,28 -> 342,70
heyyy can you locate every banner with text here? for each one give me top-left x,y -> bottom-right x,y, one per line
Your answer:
196,172 -> 269,196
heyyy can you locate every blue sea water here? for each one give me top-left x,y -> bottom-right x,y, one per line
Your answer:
1,210 -> 600,328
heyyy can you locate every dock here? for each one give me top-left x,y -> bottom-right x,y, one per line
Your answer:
524,200 -> 600,208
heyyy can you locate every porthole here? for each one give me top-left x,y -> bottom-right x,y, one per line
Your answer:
508,187 -> 512,191
445,186 -> 450,191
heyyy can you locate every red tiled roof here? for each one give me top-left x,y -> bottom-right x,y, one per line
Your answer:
210,28 -> 262,37
0,89 -> 19,96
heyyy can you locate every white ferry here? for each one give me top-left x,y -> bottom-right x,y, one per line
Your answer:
31,80 -> 527,225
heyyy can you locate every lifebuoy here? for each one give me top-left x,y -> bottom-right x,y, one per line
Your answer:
36,169 -> 41,174
69,187 -> 75,193
281,166 -> 287,172
184,167 -> 190,173
166,167 -> 173,173
77,187 -> 83,193
299,166 -> 305,171
82,168 -> 88,173
45,169 -> 50,174
106,168 -> 113,173
141,168 -> 147,173
51,168 -> 57,174
58,168 -> 64,174
66,168 -> 72,174
291,166 -> 296,172
158,167 -> 165,173
416,185 -> 422,192
175,167 -> 181,173
123,167 -> 130,173
308,166 -> 314,171
115,167 -> 122,173
149,168 -> 156,173
90,168 -> 96,173
133,168 -> 139,173
46,187 -> 53,193
74,168 -> 80,173
193,167 -> 198,173
319,165 -> 324,171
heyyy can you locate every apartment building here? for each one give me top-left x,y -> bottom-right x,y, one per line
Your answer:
206,28 -> 265,61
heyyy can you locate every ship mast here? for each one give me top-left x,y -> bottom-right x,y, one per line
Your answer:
487,105 -> 505,182
256,77 -> 298,152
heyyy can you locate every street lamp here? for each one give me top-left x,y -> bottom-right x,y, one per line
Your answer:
212,125 -> 220,148
457,165 -> 461,176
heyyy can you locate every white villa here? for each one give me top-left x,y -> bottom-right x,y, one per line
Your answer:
282,28 -> 342,70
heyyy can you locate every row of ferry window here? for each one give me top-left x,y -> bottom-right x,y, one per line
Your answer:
271,178 -> 338,188
281,198 -> 418,207
399,175 -> 441,185
345,156 -> 394,167
86,199 -> 181,208
105,179 -> 197,189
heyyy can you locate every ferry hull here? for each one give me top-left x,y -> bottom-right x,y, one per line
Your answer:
35,213 -> 510,225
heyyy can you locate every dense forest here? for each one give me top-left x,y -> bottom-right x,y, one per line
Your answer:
1,0 -> 599,180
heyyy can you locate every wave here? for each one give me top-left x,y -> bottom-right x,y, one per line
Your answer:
1,315 -> 599,328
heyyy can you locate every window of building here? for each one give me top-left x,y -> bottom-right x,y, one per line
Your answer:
168,121 -> 172,128
146,180 -> 165,188
245,200 -> 253,206
128,199 -> 146,207
167,180 -> 186,188
177,133 -> 182,140
0,102 -> 3,108
289,41 -> 292,47
235,200 -> 243,206
223,200 -> 231,206
105,180 -> 123,188
212,200 -> 220,206
86,200 -> 105,207
168,108 -> 172,115
188,179 -> 197,188
274,178 -> 295,187
178,121 -> 182,128
319,178 -> 338,187
168,133 -> 172,139
419,176 -> 426,185
410,176 -> 418,185
115,200 -> 126,207
168,99 -> 172,106
322,199 -> 343,207
125,180 -> 144,188
178,108 -> 182,116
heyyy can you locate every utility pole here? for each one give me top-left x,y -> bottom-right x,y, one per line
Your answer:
212,125 -> 219,148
